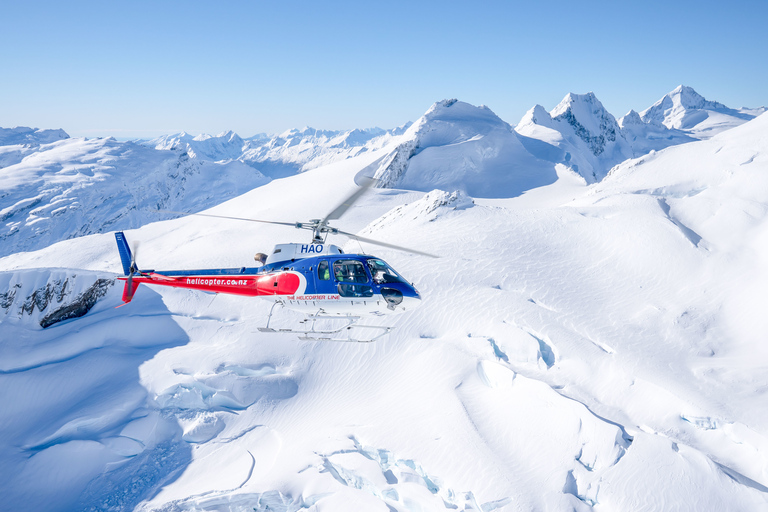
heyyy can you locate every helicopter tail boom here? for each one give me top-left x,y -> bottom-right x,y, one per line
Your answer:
114,231 -> 309,304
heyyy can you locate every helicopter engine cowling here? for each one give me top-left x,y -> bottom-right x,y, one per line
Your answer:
265,243 -> 344,265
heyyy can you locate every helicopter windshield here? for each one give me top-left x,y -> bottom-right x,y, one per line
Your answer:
366,259 -> 408,285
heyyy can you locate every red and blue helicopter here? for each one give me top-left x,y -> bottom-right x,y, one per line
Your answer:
115,178 -> 434,342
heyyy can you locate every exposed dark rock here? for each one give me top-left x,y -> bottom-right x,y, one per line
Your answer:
21,279 -> 69,316
40,278 -> 114,328
0,283 -> 21,310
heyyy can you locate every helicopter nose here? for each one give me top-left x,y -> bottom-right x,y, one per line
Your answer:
402,286 -> 422,309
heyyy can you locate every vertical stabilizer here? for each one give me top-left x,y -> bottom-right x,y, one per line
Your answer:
115,232 -> 133,276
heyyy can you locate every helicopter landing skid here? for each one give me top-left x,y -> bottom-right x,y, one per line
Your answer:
257,304 -> 391,343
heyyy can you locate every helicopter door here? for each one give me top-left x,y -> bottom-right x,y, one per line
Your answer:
333,259 -> 373,298
314,260 -> 336,295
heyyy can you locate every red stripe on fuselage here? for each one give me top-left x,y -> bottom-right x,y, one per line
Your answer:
117,271 -> 303,298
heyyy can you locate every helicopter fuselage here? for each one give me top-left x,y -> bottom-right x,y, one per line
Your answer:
115,235 -> 421,316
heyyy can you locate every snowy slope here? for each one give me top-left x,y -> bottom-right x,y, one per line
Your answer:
640,85 -> 766,138
2,112 -> 768,511
515,92 -> 633,182
0,135 -> 268,258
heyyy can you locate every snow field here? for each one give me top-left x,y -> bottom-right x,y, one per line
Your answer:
0,111 -> 767,510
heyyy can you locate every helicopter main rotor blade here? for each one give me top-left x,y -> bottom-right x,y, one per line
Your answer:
334,228 -> 438,258
158,210 -> 297,228
322,176 -> 380,224
131,241 -> 140,272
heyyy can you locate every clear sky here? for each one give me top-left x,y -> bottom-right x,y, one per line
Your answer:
1,0 -> 766,138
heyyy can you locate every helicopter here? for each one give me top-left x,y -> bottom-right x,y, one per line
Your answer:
114,177 -> 434,342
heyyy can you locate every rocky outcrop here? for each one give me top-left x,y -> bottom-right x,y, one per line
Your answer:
0,270 -> 115,328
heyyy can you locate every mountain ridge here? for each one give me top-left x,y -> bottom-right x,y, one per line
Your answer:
1,85 -> 763,255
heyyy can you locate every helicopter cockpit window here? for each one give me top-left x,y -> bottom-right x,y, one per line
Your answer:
366,259 -> 407,285
333,259 -> 373,297
318,260 -> 330,281
333,260 -> 369,284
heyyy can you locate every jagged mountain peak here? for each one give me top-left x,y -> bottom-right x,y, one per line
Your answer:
669,85 -> 726,110
618,109 -> 643,128
550,91 -> 602,117
547,92 -> 613,128
642,85 -> 727,122
514,91 -> 632,182
519,104 -> 552,125
637,85 -> 764,136
552,92 -> 628,165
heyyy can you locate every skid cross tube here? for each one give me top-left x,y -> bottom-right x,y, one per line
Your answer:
257,304 -> 391,342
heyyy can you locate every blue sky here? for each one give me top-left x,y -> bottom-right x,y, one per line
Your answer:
1,0 -> 766,138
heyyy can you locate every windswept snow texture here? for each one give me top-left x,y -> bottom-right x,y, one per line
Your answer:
0,269 -> 192,511
2,111 -> 768,511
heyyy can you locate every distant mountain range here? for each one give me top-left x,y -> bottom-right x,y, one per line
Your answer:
0,86 -> 764,257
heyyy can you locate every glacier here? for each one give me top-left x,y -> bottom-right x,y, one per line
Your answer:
1,86 -> 767,511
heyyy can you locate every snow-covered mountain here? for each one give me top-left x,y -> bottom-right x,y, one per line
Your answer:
0,126 -> 69,146
1,108 -> 767,511
515,86 -> 767,180
146,125 -> 412,178
617,109 -> 696,156
0,134 -> 268,258
149,130 -> 248,162
640,85 -> 766,138
2,86 -> 763,260
515,92 -> 633,182
372,99 -> 559,197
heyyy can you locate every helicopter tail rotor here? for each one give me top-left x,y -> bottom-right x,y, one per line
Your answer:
114,232 -> 143,304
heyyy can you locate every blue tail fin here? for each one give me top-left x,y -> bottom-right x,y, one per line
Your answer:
115,232 -> 132,275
